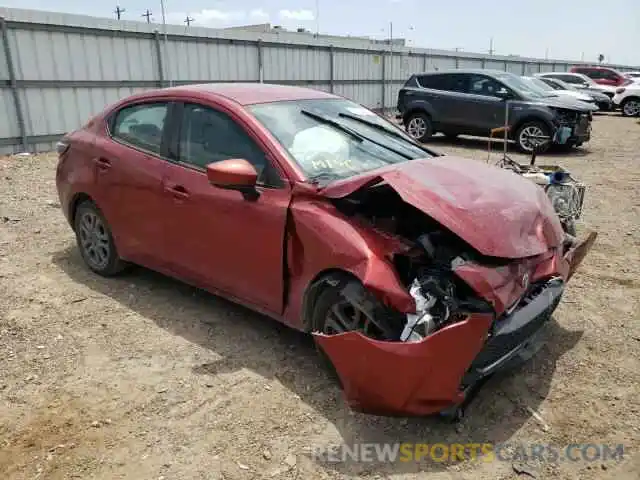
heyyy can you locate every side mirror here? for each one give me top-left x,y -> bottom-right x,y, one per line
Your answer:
495,88 -> 511,100
206,158 -> 259,199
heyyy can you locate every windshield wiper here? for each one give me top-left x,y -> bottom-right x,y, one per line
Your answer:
338,112 -> 440,157
300,109 -> 365,142
337,112 -> 410,141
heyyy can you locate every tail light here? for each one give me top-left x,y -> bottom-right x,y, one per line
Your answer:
616,87 -> 626,94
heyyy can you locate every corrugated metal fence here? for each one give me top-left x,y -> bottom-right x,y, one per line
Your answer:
0,7 -> 637,154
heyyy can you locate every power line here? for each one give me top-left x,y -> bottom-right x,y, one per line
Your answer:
114,6 -> 125,20
142,9 -> 153,23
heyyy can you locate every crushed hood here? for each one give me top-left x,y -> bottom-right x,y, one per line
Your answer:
320,156 -> 565,259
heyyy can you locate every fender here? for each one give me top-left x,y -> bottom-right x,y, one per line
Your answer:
280,184 -> 415,330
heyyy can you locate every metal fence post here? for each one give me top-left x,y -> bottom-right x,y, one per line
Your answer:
0,17 -> 28,152
423,54 -> 428,72
329,45 -> 334,93
257,40 -> 264,83
381,51 -> 386,113
153,29 -> 165,87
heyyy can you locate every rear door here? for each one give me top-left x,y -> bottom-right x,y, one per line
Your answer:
94,101 -> 171,266
416,73 -> 470,129
160,101 -> 290,315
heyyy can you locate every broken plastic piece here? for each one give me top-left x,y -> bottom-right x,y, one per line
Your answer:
401,278 -> 436,341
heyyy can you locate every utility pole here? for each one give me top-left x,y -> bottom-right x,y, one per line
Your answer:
581,52 -> 585,62
184,16 -> 194,26
114,6 -> 126,20
388,21 -> 393,113
315,0 -> 320,35
545,47 -> 549,60
142,9 -> 152,23
160,0 -> 172,87
488,37 -> 494,55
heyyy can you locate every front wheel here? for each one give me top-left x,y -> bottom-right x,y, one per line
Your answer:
515,121 -> 551,154
621,98 -> 640,117
74,200 -> 128,276
405,112 -> 434,142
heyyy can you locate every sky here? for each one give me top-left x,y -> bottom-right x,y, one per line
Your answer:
3,0 -> 639,66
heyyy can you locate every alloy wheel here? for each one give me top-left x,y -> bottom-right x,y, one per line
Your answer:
78,211 -> 111,270
623,100 -> 640,116
407,117 -> 427,139
518,125 -> 546,152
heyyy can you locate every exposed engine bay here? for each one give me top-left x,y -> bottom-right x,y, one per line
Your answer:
332,184 -> 497,342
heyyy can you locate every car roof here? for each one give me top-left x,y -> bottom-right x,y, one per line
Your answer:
152,82 -> 340,106
414,69 -> 512,77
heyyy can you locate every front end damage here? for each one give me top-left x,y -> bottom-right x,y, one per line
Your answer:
310,161 -> 597,417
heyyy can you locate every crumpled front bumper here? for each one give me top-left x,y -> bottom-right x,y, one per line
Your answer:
313,231 -> 597,416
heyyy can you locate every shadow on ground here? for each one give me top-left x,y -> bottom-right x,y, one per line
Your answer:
53,246 -> 583,475
424,134 -> 592,158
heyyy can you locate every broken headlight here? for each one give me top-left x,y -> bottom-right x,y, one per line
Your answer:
401,268 -> 492,342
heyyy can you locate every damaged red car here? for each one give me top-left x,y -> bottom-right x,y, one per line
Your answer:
55,83 -> 597,419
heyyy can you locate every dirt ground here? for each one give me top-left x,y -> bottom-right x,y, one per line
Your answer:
1,114 -> 638,480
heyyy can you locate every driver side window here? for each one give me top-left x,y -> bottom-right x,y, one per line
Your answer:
468,74 -> 507,98
178,103 -> 282,187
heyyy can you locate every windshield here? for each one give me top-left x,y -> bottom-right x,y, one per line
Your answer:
248,98 -> 433,182
495,73 -> 550,99
523,77 -> 556,93
552,78 -> 577,91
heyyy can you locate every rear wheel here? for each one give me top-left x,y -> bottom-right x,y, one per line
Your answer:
405,112 -> 433,142
74,200 -> 128,276
515,121 -> 551,154
621,98 -> 640,117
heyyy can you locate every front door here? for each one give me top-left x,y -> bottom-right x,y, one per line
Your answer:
462,74 -> 511,134
161,102 -> 290,315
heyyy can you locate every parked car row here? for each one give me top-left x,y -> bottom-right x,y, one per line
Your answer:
397,69 -> 597,153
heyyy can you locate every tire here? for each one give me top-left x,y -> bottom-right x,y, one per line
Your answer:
309,276 -> 399,383
73,200 -> 128,276
405,111 -> 434,142
620,98 -> 640,117
515,120 -> 551,154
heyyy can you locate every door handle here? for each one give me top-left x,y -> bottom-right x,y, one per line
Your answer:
165,184 -> 190,200
93,157 -> 111,171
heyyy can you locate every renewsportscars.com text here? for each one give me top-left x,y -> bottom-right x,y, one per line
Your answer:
311,442 -> 626,464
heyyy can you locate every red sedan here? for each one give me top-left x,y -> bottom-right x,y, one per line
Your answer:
55,83 -> 596,418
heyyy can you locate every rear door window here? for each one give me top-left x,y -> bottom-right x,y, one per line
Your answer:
112,103 -> 168,154
418,73 -> 467,92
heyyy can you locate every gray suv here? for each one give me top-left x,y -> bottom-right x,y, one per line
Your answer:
397,69 -> 596,152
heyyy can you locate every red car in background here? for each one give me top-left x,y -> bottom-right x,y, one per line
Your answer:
55,84 -> 596,419
570,66 -> 633,87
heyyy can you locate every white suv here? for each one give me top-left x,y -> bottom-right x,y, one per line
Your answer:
612,85 -> 640,116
